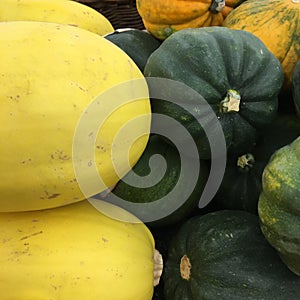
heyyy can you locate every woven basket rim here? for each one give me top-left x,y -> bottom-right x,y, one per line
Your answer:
77,0 -> 144,30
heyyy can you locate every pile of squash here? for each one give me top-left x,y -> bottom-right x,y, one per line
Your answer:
1,0 -> 300,299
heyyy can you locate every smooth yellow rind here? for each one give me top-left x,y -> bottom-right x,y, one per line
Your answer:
0,21 -> 151,211
0,0 -> 114,35
0,200 -> 155,299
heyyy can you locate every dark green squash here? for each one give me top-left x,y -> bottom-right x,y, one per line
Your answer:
212,113 -> 300,214
164,210 -> 300,299
101,134 -> 208,228
293,59 -> 300,117
144,26 -> 284,159
258,136 -> 300,276
104,28 -> 161,71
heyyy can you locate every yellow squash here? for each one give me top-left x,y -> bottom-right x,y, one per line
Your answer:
0,0 -> 114,35
0,21 -> 151,212
0,200 -> 162,299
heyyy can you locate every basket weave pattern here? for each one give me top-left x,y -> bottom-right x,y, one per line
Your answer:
78,0 -> 145,30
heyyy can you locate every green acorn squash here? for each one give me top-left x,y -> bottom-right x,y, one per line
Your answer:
101,134 -> 208,228
212,113 -> 300,214
144,27 -> 284,159
104,29 -> 161,72
164,210 -> 300,299
293,59 -> 300,117
258,136 -> 300,276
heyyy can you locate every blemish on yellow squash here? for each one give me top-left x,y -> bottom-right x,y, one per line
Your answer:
0,21 -> 151,212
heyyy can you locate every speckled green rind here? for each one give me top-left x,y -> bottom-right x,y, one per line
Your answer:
293,59 -> 300,117
164,210 -> 300,299
144,26 -> 284,159
258,136 -> 300,276
105,134 -> 208,228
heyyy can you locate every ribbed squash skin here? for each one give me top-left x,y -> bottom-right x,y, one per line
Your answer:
136,0 -> 244,40
258,136 -> 300,276
164,210 -> 300,299
212,113 -> 300,214
293,59 -> 300,116
0,0 -> 114,35
144,27 -> 283,159
223,0 -> 300,92
0,200 -> 155,299
0,21 -> 151,212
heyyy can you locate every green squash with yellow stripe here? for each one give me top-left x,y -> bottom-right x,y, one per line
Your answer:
258,136 -> 300,276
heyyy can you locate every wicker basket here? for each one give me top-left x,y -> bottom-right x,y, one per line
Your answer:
77,0 -> 145,30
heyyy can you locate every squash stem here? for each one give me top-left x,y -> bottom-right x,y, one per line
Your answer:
153,249 -> 163,286
209,0 -> 226,13
220,89 -> 241,113
237,153 -> 255,171
180,255 -> 191,280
